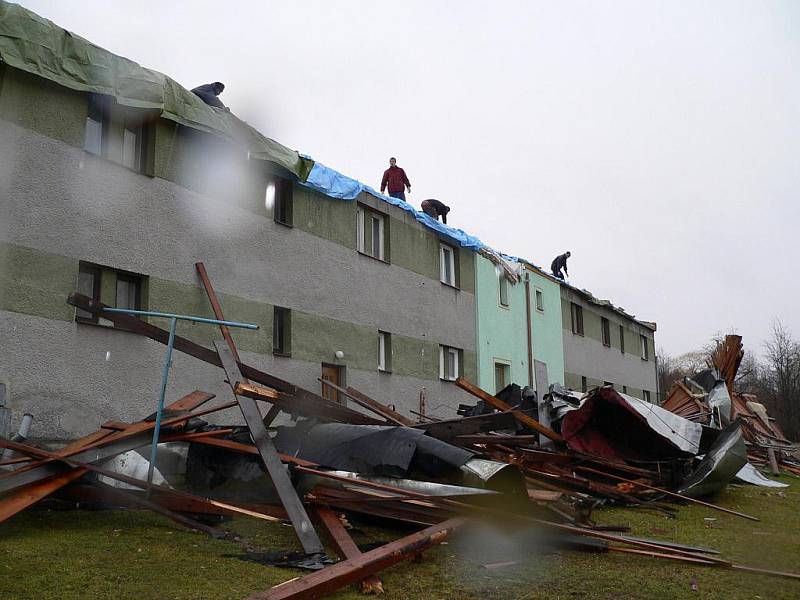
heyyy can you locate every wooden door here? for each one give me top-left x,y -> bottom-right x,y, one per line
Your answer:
321,364 -> 343,404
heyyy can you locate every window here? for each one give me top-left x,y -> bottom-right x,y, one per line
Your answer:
640,334 -> 649,360
75,262 -> 101,323
535,289 -> 544,312
601,318 -> 611,347
581,376 -> 587,393
378,331 -> 392,372
273,307 -> 291,356
115,273 -> 141,311
619,325 -> 625,354
643,390 -> 651,403
84,93 -> 151,173
75,262 -> 146,328
439,345 -> 461,381
622,385 -> 628,394
357,205 -> 387,261
494,362 -> 510,393
267,176 -> 293,226
570,302 -> 584,335
440,244 -> 456,287
498,274 -> 509,307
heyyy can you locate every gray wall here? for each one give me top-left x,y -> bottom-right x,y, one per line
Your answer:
560,287 -> 658,397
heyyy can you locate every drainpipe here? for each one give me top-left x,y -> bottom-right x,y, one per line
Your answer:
524,271 -> 534,387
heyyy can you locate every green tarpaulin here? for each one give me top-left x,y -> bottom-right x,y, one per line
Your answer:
0,1 -> 313,180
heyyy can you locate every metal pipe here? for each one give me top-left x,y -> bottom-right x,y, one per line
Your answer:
101,307 -> 259,330
146,317 -> 177,493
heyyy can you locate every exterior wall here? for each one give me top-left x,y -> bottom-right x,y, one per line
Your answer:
527,267 -> 565,387
0,67 -> 478,442
560,286 -> 657,399
474,255 -> 529,391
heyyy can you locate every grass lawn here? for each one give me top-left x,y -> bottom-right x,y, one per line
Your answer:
1,474 -> 798,600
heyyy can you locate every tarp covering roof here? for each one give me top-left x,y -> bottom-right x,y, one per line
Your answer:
0,1 -> 312,180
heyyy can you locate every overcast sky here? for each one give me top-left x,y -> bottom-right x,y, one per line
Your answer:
19,0 -> 800,358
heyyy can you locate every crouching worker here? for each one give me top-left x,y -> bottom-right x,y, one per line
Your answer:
421,199 -> 450,224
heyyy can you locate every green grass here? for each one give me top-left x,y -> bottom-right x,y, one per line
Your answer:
1,475 -> 798,600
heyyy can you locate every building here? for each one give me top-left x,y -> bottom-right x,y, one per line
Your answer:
560,285 -> 658,401
0,4 -> 479,443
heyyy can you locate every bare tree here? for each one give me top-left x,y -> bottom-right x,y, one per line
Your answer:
762,320 -> 800,440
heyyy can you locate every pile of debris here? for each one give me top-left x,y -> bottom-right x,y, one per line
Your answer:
1,274 -> 798,598
661,334 -> 800,479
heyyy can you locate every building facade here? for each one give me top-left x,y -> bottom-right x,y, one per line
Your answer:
560,285 -> 658,401
0,54 -> 478,442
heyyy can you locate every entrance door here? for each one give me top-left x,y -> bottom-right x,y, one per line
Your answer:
321,364 -> 345,404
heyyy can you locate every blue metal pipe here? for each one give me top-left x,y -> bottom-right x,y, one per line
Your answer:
146,316 -> 177,492
101,307 -> 259,330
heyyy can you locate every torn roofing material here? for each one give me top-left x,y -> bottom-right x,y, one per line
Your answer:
561,387 -> 702,461
0,1 -> 312,179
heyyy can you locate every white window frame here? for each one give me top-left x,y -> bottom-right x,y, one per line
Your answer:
356,206 -> 365,253
643,390 -> 651,403
498,273 -> 509,307
440,244 -> 456,286
378,331 -> 390,372
370,213 -> 384,261
439,345 -> 460,381
494,360 -> 511,393
640,334 -> 649,360
535,289 -> 544,312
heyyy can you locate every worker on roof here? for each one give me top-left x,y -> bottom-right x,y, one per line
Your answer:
551,251 -> 571,280
380,157 -> 411,201
191,82 -> 228,110
421,199 -> 450,224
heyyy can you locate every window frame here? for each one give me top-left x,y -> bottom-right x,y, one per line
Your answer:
619,324 -> 625,354
273,306 -> 292,356
440,243 -> 457,287
601,317 -> 611,347
84,93 -> 152,175
269,176 -> 294,227
75,262 -> 102,324
535,288 -> 544,312
570,302 -> 584,336
643,390 -> 651,403
439,345 -> 461,381
494,361 -> 511,393
356,204 -> 388,262
640,334 -> 649,361
378,330 -> 392,372
115,272 -> 142,312
581,376 -> 588,393
498,273 -> 509,307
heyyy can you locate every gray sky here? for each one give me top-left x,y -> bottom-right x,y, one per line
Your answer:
19,0 -> 800,358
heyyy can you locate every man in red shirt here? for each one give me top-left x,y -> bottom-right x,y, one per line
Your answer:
380,157 -> 411,200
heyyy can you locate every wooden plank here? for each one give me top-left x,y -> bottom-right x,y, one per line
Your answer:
317,379 -> 412,426
455,377 -> 564,444
214,341 -> 325,555
67,293 -> 382,426
195,262 -> 241,362
314,506 -> 384,594
412,412 -> 517,441
248,518 -> 465,600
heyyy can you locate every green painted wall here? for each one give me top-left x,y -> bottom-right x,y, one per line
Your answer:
474,255 -> 529,391
528,269 -> 565,386
0,66 -> 87,147
293,187 -> 357,249
0,241 -> 77,321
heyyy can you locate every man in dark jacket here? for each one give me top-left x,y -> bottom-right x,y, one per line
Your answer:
551,251 -> 571,280
191,82 -> 227,110
421,199 -> 450,224
380,157 -> 411,200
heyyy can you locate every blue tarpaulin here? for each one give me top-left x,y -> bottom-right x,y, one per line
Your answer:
302,160 -> 489,252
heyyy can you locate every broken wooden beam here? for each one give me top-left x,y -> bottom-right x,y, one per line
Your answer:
313,506 -> 384,594
67,293 -> 382,426
317,379 -> 414,427
248,518 -> 465,600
